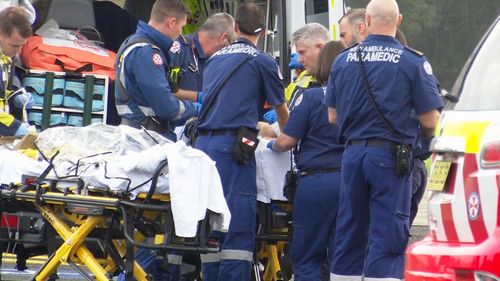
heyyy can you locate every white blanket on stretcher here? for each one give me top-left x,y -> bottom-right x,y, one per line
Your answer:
0,143 -> 231,238
83,142 -> 231,237
255,139 -> 290,203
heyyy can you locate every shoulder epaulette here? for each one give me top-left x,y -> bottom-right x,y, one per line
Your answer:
177,34 -> 188,45
404,46 -> 424,57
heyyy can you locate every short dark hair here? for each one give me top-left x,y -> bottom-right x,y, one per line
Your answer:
235,2 -> 266,36
339,8 -> 366,25
315,41 -> 345,85
150,0 -> 189,22
0,6 -> 32,38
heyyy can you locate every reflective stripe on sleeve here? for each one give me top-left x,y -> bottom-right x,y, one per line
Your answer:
138,105 -> 155,116
115,104 -> 133,115
174,100 -> 186,120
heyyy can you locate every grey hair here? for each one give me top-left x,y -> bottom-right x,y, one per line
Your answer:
199,13 -> 235,39
292,23 -> 330,46
339,8 -> 366,25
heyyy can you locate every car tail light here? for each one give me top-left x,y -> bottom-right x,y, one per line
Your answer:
481,140 -> 500,168
474,272 -> 500,281
480,124 -> 500,169
455,270 -> 500,281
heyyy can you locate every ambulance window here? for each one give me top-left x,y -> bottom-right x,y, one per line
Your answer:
305,0 -> 329,29
455,19 -> 500,110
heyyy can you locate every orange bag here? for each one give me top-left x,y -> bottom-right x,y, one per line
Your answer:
21,36 -> 116,80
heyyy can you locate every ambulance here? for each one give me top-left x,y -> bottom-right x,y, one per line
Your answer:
405,15 -> 500,280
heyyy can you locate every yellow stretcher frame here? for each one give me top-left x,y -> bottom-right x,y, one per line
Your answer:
0,184 -> 218,281
255,200 -> 293,281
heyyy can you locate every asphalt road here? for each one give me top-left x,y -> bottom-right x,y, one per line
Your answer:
0,225 -> 429,281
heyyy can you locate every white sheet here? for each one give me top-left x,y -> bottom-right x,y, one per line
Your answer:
0,148 -> 48,184
255,139 -> 290,203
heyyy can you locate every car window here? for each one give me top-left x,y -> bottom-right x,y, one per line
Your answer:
455,19 -> 500,110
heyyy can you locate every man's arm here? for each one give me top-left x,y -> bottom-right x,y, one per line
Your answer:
174,89 -> 198,102
328,107 -> 338,125
418,109 -> 440,138
272,133 -> 298,152
273,103 -> 289,132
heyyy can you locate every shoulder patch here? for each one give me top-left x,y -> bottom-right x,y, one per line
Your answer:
423,61 -> 433,75
294,93 -> 304,107
404,46 -> 424,57
152,53 -> 163,66
169,41 -> 181,54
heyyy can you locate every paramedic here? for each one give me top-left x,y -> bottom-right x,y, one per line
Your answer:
195,3 -> 288,281
269,41 -> 345,281
263,23 -> 330,127
169,12 -> 235,101
114,0 -> 198,142
338,8 -> 367,47
0,6 -> 34,136
287,23 -> 330,108
339,7 -> 435,227
327,0 -> 443,279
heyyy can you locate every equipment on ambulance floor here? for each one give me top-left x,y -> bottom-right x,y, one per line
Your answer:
44,0 -> 100,42
405,15 -> 500,281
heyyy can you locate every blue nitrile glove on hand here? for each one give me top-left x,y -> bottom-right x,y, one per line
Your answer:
14,122 -> 30,136
194,102 -> 202,116
267,140 -> 275,151
13,89 -> 35,109
263,109 -> 277,124
197,91 -> 203,104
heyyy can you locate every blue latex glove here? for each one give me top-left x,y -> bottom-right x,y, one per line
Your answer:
197,91 -> 203,104
14,122 -> 30,136
12,89 -> 35,109
288,53 -> 304,70
263,109 -> 277,124
267,140 -> 275,151
193,102 -> 202,116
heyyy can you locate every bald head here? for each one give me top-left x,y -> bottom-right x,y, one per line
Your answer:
366,0 -> 401,36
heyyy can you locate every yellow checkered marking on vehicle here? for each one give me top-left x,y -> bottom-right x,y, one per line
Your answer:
440,121 -> 492,153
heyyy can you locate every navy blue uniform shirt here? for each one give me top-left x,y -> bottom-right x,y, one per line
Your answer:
326,34 -> 443,146
284,86 -> 343,170
169,32 -> 207,91
198,38 -> 285,130
115,21 -> 197,140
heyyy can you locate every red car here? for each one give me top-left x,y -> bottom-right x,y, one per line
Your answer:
405,16 -> 500,281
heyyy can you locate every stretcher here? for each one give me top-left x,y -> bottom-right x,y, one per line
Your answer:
254,140 -> 294,281
0,158 -> 219,281
254,200 -> 293,281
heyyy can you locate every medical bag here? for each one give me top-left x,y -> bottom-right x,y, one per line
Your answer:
20,36 -> 116,80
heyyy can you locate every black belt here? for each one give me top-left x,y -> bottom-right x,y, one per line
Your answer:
349,138 -> 388,147
348,138 -> 402,148
197,129 -> 237,136
300,167 -> 341,177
